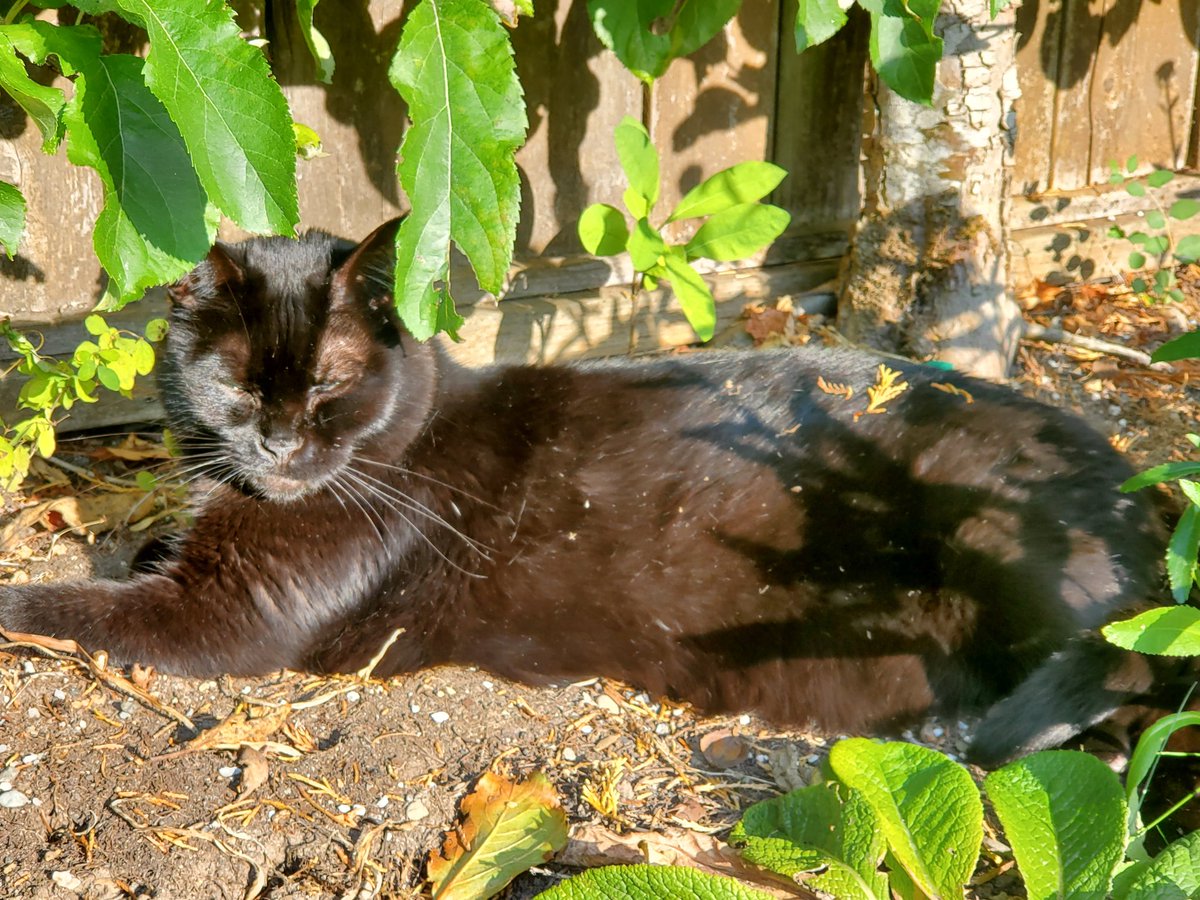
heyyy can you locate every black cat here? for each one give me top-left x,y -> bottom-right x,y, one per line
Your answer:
0,219 -> 1175,765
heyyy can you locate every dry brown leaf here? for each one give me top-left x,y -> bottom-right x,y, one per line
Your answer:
698,729 -> 750,770
744,306 -> 792,345
854,364 -> 909,420
816,376 -> 854,399
235,745 -> 270,798
158,703 -> 294,760
93,436 -> 173,462
428,770 -> 567,900
557,824 -> 809,899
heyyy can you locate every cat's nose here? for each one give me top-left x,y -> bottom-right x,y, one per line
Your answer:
259,430 -> 302,462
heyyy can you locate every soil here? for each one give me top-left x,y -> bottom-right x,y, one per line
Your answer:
2,274 -> 1199,900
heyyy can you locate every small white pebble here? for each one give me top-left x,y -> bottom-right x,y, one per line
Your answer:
671,708 -> 683,717
218,766 -> 240,779
410,703 -> 421,714
337,804 -> 352,814
580,725 -> 594,735
347,690 -> 361,702
22,661 -> 34,674
27,708 -> 40,719
21,754 -> 40,765
562,748 -> 577,762
435,690 -> 445,698
0,790 -> 29,809
737,714 -> 751,726
351,804 -> 366,817
405,799 -> 429,821
51,871 -> 82,892
445,686 -> 456,696
266,808 -> 276,820
633,693 -> 650,704
240,686 -> 251,695
52,689 -> 66,701
654,723 -> 670,736
118,711 -> 130,720
957,721 -> 970,732
376,796 -> 390,809
30,797 -> 40,807
755,754 -> 769,764
931,726 -> 944,738
482,681 -> 494,691
0,782 -> 10,793
430,711 -> 450,724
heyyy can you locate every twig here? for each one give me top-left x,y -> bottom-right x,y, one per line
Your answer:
1022,321 -> 1170,369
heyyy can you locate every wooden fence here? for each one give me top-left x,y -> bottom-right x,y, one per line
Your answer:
1,0 -> 1198,426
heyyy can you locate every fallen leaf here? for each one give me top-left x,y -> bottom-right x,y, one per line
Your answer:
699,729 -> 751,770
816,376 -> 853,399
235,745 -> 270,798
428,770 -> 568,900
157,703 -> 294,760
557,824 -> 808,898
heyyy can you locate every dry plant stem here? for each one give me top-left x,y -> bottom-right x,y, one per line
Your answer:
1022,321 -> 1167,368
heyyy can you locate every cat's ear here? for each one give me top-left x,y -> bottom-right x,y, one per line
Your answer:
331,217 -> 403,310
167,243 -> 245,308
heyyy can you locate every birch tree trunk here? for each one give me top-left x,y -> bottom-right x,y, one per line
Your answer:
837,0 -> 1022,380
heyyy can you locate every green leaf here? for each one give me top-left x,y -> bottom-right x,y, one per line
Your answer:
99,0 -> 298,235
83,314 -> 107,336
1127,154 -> 1139,173
586,0 -> 675,83
536,864 -> 775,899
1123,711 -> 1200,863
1102,606 -> 1200,656
144,318 -> 169,342
668,161 -> 787,222
0,180 -> 25,258
829,738 -> 983,900
1146,169 -> 1175,188
614,116 -> 659,219
577,203 -> 629,256
1121,460 -> 1200,490
670,0 -> 742,60
389,0 -> 527,340
131,339 -> 154,376
1165,503 -> 1200,602
1128,251 -> 1147,269
795,0 -> 849,51
135,469 -> 157,491
1127,181 -> 1147,197
1121,831 -> 1200,900
296,0 -> 334,83
0,32 -> 65,152
1173,234 -> 1200,264
1168,198 -> 1199,221
684,203 -> 790,261
731,785 -> 888,900
985,751 -> 1126,900
627,218 -> 667,271
1146,210 -> 1166,230
862,3 -> 943,106
1144,235 -> 1169,256
293,122 -> 326,160
662,253 -> 716,341
989,0 -> 1014,15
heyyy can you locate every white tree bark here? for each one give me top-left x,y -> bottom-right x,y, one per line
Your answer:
837,0 -> 1022,380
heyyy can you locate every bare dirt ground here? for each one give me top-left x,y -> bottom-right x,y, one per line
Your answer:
2,272 -> 1199,900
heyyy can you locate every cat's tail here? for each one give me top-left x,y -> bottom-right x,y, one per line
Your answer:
968,632 -> 1178,768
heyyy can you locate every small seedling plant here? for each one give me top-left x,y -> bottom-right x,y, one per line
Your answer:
577,116 -> 791,342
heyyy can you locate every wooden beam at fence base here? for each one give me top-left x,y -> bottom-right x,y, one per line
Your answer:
0,259 -> 841,435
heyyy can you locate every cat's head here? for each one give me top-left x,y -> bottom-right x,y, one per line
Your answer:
158,218 -> 436,502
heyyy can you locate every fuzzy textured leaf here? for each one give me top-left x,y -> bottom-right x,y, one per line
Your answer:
795,0 -> 848,51
1121,824 -> 1200,899
390,0 -> 527,340
0,181 -> 25,258
1102,606 -> 1200,656
731,784 -> 888,900
428,771 -> 567,900
685,203 -> 790,261
578,203 -> 629,256
536,864 -> 774,899
669,162 -> 787,223
98,0 -> 298,235
985,751 -> 1125,900
0,33 -> 65,152
296,0 -> 334,83
830,739 -> 982,900
4,22 -> 215,303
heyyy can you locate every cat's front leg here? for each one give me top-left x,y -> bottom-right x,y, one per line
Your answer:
0,573 -> 301,676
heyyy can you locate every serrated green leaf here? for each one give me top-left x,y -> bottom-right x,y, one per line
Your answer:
614,116 -> 659,219
1102,606 -> 1200,656
829,738 -> 983,900
627,218 -> 667,271
1165,503 -> 1200,602
586,0 -> 675,83
0,32 -> 65,152
663,254 -> 716,341
668,161 -> 787,223
98,0 -> 298,235
1121,831 -> 1200,900
1168,198 -> 1199,220
669,0 -> 742,60
389,0 -> 526,340
0,180 -> 25,258
862,5 -> 943,106
1146,209 -> 1166,230
985,751 -> 1125,900
1127,181 -> 1147,197
1129,251 -> 1147,269
731,785 -> 888,900
578,203 -> 629,256
795,0 -> 849,51
1146,169 -> 1175,188
684,203 -> 790,261
537,864 -> 775,899
1173,234 -> 1200,264
296,0 -> 334,83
